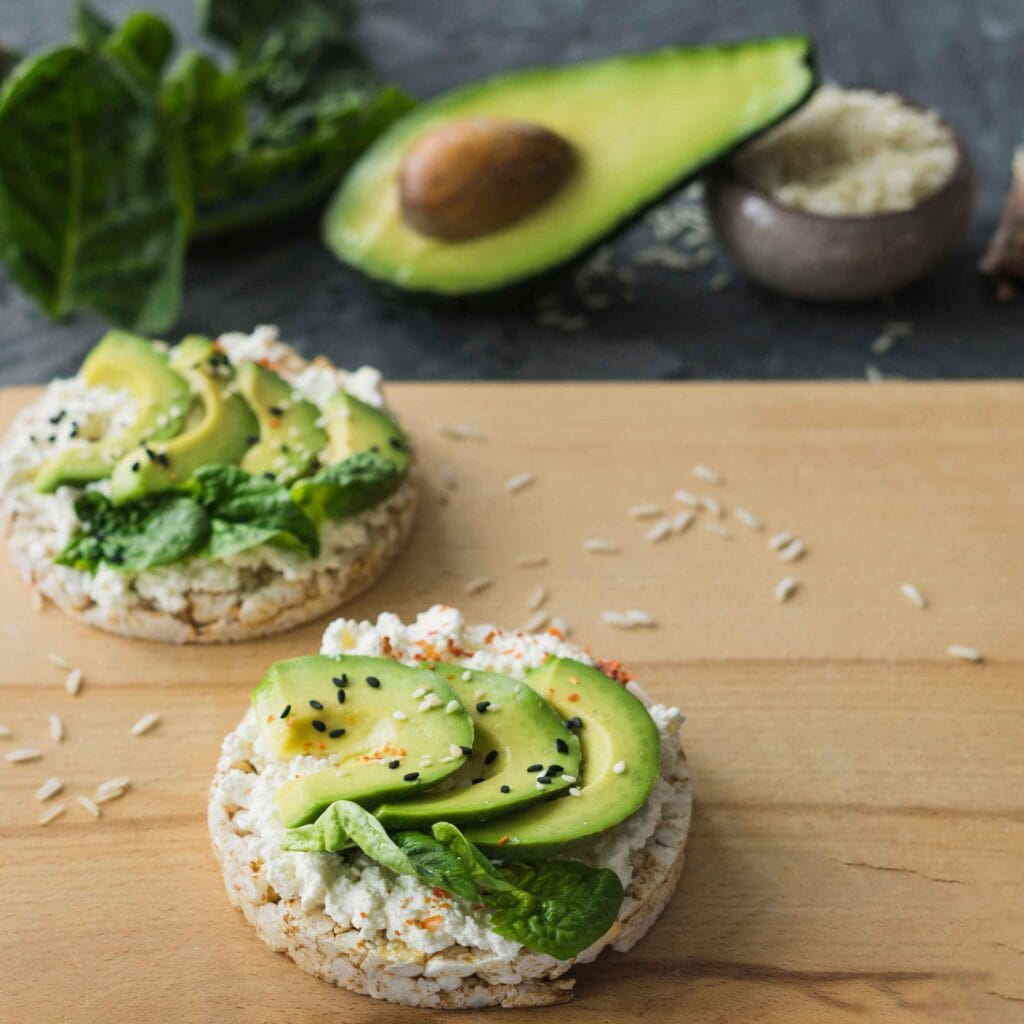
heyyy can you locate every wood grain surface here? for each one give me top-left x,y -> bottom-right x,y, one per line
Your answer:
0,382 -> 1022,1023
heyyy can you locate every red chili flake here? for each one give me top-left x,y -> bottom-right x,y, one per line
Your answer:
432,887 -> 447,899
484,631 -> 497,644
359,911 -> 367,919
567,693 -> 579,702
595,657 -> 634,684
381,636 -> 394,657
547,626 -> 564,639
497,835 -> 510,846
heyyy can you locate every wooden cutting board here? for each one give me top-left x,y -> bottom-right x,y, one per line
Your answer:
0,382 -> 1021,1024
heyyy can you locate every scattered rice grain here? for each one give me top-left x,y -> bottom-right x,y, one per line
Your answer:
734,507 -> 764,531
779,539 -> 806,562
131,712 -> 160,737
672,510 -> 695,534
769,531 -> 795,551
48,653 -> 73,669
674,489 -> 699,507
526,586 -> 547,612
628,502 -> 663,520
464,576 -> 492,595
775,576 -> 800,603
38,804 -> 65,826
948,645 -> 982,663
583,538 -> 619,554
35,777 -> 62,801
6,748 -> 41,763
505,471 -> 535,494
702,520 -> 732,539
65,668 -> 83,696
699,494 -> 723,517
523,611 -> 550,633
49,714 -> 64,742
625,609 -> 656,627
900,583 -> 927,609
515,554 -> 548,567
692,464 -> 722,485
75,795 -> 101,818
645,519 -> 672,543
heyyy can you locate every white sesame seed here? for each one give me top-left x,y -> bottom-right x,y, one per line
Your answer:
418,694 -> 443,712
6,748 -> 41,763
775,576 -> 800,603
900,583 -> 927,609
464,576 -> 492,595
449,744 -> 464,758
698,494 -> 723,517
702,520 -> 732,539
505,471 -> 535,494
583,538 -> 619,554
601,611 -> 634,629
734,507 -> 763,531
0,725 -> 10,737
35,777 -> 63,802
768,530 -> 795,551
48,653 -> 73,669
526,586 -> 547,612
38,803 -> 65,826
440,755 -> 454,763
778,539 -> 806,562
645,519 -> 672,543
474,690 -> 485,701
445,700 -> 462,715
75,795 -> 101,818
550,616 -> 569,636
674,489 -> 699,507
515,554 -> 548,567
568,787 -> 582,797
461,670 -> 473,682
613,761 -> 626,774
523,611 -> 550,633
672,510 -> 695,534
692,464 -> 721,485
628,503 -> 663,520
65,668 -> 83,696
562,775 -> 577,784
412,686 -> 428,699
131,713 -> 160,737
392,710 -> 408,721
49,714 -> 64,742
948,645 -> 982,663
625,609 -> 656,627
865,362 -> 884,383
420,754 -> 433,766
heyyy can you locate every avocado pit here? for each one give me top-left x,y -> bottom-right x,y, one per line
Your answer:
398,117 -> 576,242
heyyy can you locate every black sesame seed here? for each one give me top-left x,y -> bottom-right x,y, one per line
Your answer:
500,784 -> 511,794
471,777 -> 485,785
144,446 -> 156,460
389,437 -> 408,451
329,728 -> 346,739
526,763 -> 543,773
484,749 -> 498,765
246,434 -> 259,445
280,444 -> 289,453
459,745 -> 472,756
47,434 -> 56,443
536,776 -> 553,785
312,720 -> 326,732
279,704 -> 291,719
332,675 -> 348,687
263,471 -> 275,480
403,771 -> 419,782
555,738 -> 569,754
475,700 -> 490,713
156,451 -> 170,467
366,676 -> 381,688
388,759 -> 400,769
336,689 -> 346,704
546,764 -> 564,776
268,406 -> 284,416
309,699 -> 323,710
565,717 -> 583,730
49,410 -> 66,425
370,444 -> 380,452
131,461 -> 140,472
69,423 -> 79,438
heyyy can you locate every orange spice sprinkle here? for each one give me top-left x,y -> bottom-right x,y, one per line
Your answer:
431,887 -> 447,899
567,693 -> 579,702
420,915 -> 443,931
360,912 -> 367,919
497,835 -> 510,846
547,626 -> 564,639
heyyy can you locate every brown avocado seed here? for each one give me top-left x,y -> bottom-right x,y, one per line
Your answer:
398,117 -> 576,242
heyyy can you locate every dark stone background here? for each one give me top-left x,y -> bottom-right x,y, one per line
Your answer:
1,0 -> 1020,385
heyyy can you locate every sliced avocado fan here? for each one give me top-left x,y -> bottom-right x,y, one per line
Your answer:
35,331 -> 190,493
322,392 -> 411,473
324,36 -> 816,294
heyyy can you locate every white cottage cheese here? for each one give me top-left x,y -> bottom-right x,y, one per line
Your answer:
0,326 -> 404,627
212,606 -> 686,958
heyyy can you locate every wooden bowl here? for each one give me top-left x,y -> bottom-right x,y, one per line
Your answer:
706,124 -> 975,302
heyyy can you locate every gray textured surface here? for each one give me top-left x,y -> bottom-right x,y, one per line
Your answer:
0,0 -> 1020,384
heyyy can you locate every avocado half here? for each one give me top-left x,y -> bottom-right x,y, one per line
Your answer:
323,36 -> 817,294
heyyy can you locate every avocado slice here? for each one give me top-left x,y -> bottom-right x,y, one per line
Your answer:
462,658 -> 661,859
253,655 -> 474,828
324,37 -> 816,294
35,331 -> 190,493
322,392 -> 410,472
235,361 -> 327,484
109,336 -> 258,503
374,667 -> 581,828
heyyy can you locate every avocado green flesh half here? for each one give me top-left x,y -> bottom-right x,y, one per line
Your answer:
34,331 -> 190,493
325,37 -> 816,294
109,336 -> 258,503
236,361 -> 327,484
462,658 -> 661,859
253,655 -> 474,828
323,392 -> 410,472
374,667 -> 581,828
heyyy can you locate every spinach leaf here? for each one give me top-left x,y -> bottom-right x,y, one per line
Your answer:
56,490 -> 209,572
191,464 -> 320,557
392,831 -> 481,902
72,1 -> 114,48
431,822 -> 522,896
104,12 -> 176,86
488,860 -> 624,962
289,451 -> 401,526
0,44 -> 191,332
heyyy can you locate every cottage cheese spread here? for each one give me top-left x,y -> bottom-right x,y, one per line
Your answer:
0,326 -> 406,625
213,605 -> 686,960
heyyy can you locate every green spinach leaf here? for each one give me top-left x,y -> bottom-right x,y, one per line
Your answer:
0,44 -> 191,332
289,450 -> 401,526
56,490 -> 209,572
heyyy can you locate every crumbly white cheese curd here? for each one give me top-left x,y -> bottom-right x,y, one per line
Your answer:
0,326 -> 403,626
213,606 -> 687,960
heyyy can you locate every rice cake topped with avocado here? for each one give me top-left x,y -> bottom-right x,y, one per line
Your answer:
0,326 -> 417,643
208,605 -> 691,1008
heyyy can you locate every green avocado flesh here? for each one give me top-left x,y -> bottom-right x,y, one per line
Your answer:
236,361 -> 327,484
109,336 -> 258,503
34,331 -> 190,493
374,667 -> 581,828
253,656 -> 474,828
323,392 -> 411,472
325,37 -> 816,294
462,658 -> 661,859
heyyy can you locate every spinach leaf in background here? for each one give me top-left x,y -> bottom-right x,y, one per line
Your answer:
289,451 -> 401,526
56,491 -> 209,572
0,44 -> 191,332
488,860 -> 624,962
104,12 -> 176,85
190,464 -> 320,558
72,1 -> 114,48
